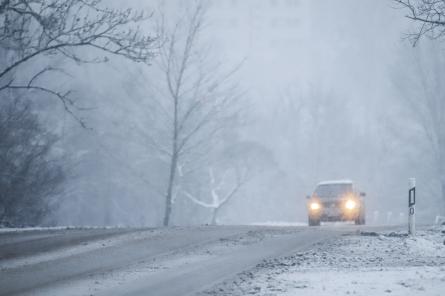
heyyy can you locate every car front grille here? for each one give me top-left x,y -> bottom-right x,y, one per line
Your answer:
321,200 -> 342,208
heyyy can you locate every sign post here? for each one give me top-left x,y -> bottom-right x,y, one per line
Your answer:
408,178 -> 416,235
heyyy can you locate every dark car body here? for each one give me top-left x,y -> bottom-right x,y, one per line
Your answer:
307,180 -> 366,226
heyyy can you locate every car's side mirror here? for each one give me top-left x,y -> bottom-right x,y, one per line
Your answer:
360,192 -> 366,197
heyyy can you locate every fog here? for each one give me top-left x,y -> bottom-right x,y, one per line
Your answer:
2,0 -> 444,227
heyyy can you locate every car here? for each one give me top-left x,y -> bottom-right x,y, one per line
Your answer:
306,180 -> 366,226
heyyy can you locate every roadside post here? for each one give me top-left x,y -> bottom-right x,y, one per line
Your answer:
408,178 -> 416,235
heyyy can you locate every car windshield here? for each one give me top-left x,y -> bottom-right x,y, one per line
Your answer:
314,183 -> 352,198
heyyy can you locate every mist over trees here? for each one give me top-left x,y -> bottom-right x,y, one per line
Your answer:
147,3 -> 244,226
0,0 -> 156,226
0,97 -> 64,226
0,0 -> 156,125
394,0 -> 445,214
1,0 -> 445,227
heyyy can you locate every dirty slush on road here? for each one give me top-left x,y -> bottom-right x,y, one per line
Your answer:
200,226 -> 445,296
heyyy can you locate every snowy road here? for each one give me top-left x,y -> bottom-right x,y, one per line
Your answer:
0,225 -> 393,296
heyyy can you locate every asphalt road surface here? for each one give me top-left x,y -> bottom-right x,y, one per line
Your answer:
0,224 -> 389,296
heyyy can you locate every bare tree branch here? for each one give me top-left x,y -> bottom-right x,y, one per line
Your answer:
0,0 -> 157,125
395,0 -> 445,45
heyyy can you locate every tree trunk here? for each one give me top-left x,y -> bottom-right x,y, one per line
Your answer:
163,153 -> 178,226
211,207 -> 219,225
441,174 -> 445,214
104,178 -> 112,226
439,146 -> 445,214
0,211 -> 8,226
163,79 -> 179,226
0,197 -> 14,226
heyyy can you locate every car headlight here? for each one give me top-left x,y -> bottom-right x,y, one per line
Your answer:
310,202 -> 321,210
345,199 -> 357,210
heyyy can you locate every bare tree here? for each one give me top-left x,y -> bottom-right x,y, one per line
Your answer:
394,1 -> 445,210
0,97 -> 64,226
392,43 -> 445,211
141,3 -> 242,226
395,0 -> 445,45
178,135 -> 275,225
0,0 -> 156,125
183,167 -> 248,225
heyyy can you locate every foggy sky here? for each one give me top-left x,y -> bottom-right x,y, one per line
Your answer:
52,0 -> 443,226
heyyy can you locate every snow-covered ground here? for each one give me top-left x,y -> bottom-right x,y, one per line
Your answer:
201,226 -> 445,296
